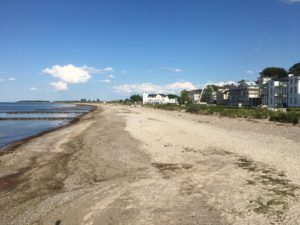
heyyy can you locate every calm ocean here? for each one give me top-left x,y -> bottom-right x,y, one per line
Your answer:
0,102 -> 92,149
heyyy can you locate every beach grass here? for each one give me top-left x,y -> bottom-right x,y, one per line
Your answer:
145,103 -> 300,124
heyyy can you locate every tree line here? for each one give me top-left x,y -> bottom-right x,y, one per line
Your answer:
260,62 -> 300,79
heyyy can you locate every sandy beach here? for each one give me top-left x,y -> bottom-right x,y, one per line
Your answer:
0,104 -> 300,225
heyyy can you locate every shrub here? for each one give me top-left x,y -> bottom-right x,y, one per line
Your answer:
150,104 -> 181,111
185,104 -> 202,113
269,112 -> 299,125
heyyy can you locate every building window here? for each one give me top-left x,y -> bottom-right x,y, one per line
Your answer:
270,98 -> 273,104
295,97 -> 297,105
290,87 -> 293,94
290,97 -> 293,104
295,87 -> 298,94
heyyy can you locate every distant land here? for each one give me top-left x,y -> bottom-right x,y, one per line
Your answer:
17,100 -> 51,103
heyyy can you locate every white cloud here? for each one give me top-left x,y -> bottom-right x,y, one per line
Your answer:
114,83 -> 163,94
164,68 -> 183,73
30,87 -> 38,91
114,81 -> 197,94
165,81 -> 196,91
7,77 -> 16,81
0,78 -> 4,82
43,64 -> 95,84
99,79 -> 112,83
210,81 -> 236,87
51,81 -> 68,91
108,74 -> 115,78
43,64 -> 113,91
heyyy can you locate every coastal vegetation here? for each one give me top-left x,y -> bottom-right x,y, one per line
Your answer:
259,62 -> 300,79
145,103 -> 300,125
259,67 -> 288,79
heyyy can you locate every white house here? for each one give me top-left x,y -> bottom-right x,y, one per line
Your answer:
187,89 -> 202,103
266,79 -> 288,108
288,74 -> 300,107
143,93 -> 178,104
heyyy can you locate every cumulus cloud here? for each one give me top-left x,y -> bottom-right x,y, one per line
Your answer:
164,68 -> 183,73
30,87 -> 38,91
211,81 -> 236,87
114,83 -> 163,94
108,74 -> 115,78
43,65 -> 95,84
43,64 -> 113,91
114,81 -> 197,94
51,81 -> 68,91
165,81 -> 196,91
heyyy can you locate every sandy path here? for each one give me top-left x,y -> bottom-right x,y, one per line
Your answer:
0,105 -> 300,225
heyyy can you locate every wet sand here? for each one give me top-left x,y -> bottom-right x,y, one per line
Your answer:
0,104 -> 300,225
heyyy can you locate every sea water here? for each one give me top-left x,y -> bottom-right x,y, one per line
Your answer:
0,102 -> 92,149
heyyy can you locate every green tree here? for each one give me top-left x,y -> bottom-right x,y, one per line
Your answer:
130,95 -> 142,103
167,94 -> 178,99
260,67 -> 287,79
179,90 -> 192,105
289,62 -> 300,76
201,85 -> 217,103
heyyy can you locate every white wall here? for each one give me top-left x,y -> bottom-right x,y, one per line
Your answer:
288,75 -> 300,107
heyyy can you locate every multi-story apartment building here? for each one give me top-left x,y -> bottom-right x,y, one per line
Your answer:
266,78 -> 288,108
288,74 -> 300,107
187,89 -> 202,103
228,80 -> 261,107
216,85 -> 234,105
257,76 -> 272,106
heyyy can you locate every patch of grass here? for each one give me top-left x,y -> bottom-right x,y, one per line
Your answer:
269,112 -> 299,125
186,104 -> 270,119
145,104 -> 183,111
147,103 -> 300,124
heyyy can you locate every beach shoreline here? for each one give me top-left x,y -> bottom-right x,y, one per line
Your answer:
0,104 -> 96,154
0,104 -> 300,225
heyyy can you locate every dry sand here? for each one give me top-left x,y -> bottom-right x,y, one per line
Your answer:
0,104 -> 300,225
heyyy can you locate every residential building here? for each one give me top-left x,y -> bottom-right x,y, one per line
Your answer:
257,76 -> 272,106
288,74 -> 300,107
216,85 -> 235,105
187,89 -> 202,103
266,78 -> 288,108
142,93 -> 178,104
228,80 -> 261,107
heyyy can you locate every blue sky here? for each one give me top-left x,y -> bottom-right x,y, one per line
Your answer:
0,0 -> 299,101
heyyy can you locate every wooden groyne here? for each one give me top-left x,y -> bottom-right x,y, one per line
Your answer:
0,117 -> 74,121
4,111 -> 82,114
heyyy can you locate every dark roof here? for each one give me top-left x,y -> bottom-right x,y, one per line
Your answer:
187,89 -> 202,95
148,94 -> 167,97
